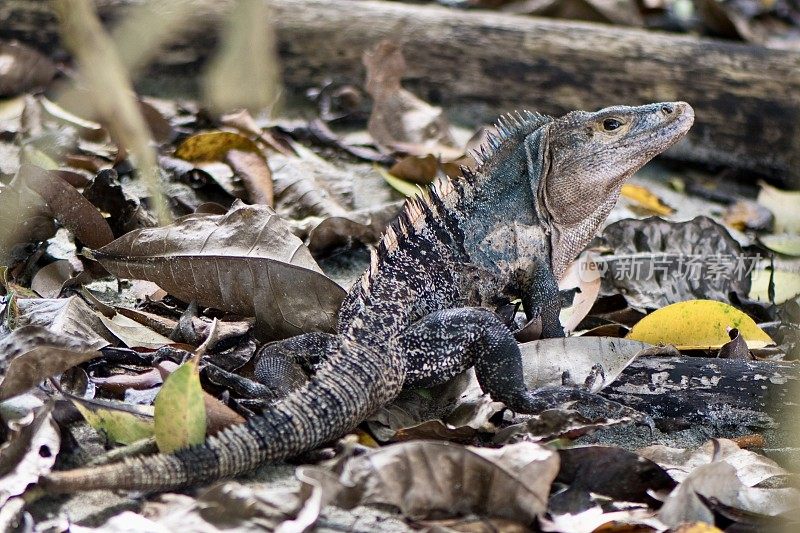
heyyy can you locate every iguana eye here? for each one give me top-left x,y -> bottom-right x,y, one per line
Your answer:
602,118 -> 623,131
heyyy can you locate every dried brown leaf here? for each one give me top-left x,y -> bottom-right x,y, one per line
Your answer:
0,170 -> 56,266
31,259 -> 78,298
302,440 -> 558,524
14,296 -> 114,350
175,131 -> 261,163
0,326 -> 101,401
226,148 -> 273,206
363,40 -> 455,150
718,327 -> 753,359
551,446 -> 676,514
98,313 -> 174,350
0,42 -> 57,97
597,216 -> 754,310
93,202 -> 345,340
270,148 -> 353,219
17,165 -> 114,249
0,401 -> 60,506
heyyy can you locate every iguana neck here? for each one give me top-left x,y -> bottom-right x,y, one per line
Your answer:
548,191 -> 620,280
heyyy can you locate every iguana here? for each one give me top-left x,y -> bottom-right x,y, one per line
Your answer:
42,101 -> 694,493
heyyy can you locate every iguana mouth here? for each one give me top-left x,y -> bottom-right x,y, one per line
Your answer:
611,101 -> 695,157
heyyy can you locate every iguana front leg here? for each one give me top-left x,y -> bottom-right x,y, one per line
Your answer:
518,257 -> 564,338
401,307 -> 652,428
401,307 -> 566,412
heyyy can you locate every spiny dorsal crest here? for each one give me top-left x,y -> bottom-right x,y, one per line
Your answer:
361,110 -> 551,293
470,110 -> 552,167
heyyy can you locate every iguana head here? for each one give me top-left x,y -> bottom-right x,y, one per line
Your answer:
539,101 -> 694,276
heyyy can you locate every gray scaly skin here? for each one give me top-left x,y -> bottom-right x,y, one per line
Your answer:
41,101 -> 694,493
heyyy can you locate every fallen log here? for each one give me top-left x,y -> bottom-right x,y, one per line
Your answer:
602,355 -> 799,444
271,0 -> 800,186
1,0 -> 800,186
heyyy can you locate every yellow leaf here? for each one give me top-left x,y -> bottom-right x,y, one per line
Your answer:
154,355 -> 207,453
355,429 -> 379,448
620,184 -> 674,216
627,299 -> 774,350
70,396 -> 154,445
174,131 -> 261,163
375,165 -> 423,197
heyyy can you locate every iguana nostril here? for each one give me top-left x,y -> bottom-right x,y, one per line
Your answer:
661,105 -> 674,115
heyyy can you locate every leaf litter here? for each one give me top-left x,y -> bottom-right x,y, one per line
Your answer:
0,10 -> 798,532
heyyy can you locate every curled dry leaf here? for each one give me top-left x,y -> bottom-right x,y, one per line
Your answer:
0,42 -> 57,97
18,165 -> 114,249
551,446 -> 676,514
38,96 -> 104,141
174,131 -> 261,163
15,295 -> 114,350
658,461 -> 799,527
363,40 -> 455,150
225,148 -> 273,206
132,480 -> 321,533
638,438 -> 791,486
620,183 -> 675,216
0,401 -> 60,507
138,98 -> 174,144
597,216 -> 754,310
559,252 -> 603,334
270,148 -> 353,219
301,440 -> 558,524
303,201 -> 404,257
30,259 -> 78,298
388,153 -> 465,184
520,337 -> 651,392
93,201 -> 346,340
0,326 -> 101,401
718,328 -> 752,359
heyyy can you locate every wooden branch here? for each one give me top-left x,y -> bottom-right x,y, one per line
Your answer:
602,355 -> 799,441
2,0 -> 799,185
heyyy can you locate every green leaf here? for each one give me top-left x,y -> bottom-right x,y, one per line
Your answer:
70,396 -> 154,445
154,356 -> 207,453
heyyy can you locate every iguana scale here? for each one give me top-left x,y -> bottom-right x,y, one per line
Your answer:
42,101 -> 694,493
